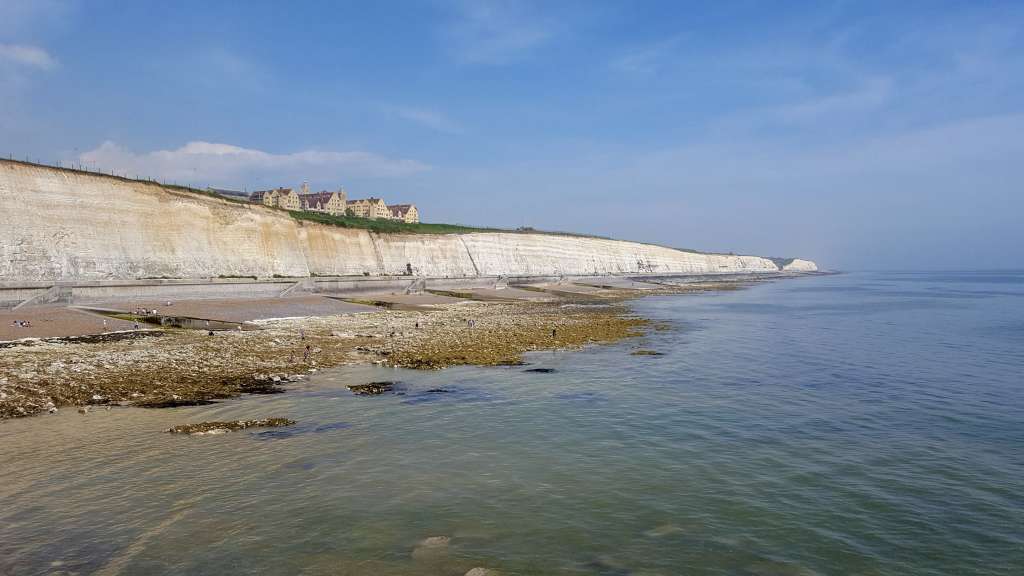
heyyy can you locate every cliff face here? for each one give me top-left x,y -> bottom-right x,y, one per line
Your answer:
0,161 -> 816,281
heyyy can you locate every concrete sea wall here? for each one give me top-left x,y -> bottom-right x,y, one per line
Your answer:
0,161 -> 816,282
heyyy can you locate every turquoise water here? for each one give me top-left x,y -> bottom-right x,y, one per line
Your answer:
1,272 -> 1022,575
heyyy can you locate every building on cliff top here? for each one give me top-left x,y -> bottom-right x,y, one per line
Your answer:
300,188 -> 347,215
387,204 -> 420,223
248,182 -> 416,221
346,197 -> 391,219
250,187 -> 301,211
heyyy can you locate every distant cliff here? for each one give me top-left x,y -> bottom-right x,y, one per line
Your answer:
0,161 -> 817,282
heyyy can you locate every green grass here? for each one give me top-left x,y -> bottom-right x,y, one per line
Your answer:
287,210 -> 606,238
289,210 -> 502,234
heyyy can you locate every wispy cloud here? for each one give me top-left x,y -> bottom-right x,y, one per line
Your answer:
0,44 -> 56,70
389,105 -> 465,135
609,36 -> 683,75
78,141 -> 431,187
774,76 -> 893,123
0,0 -> 71,38
442,0 -> 552,65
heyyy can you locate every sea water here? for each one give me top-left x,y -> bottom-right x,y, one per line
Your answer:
1,271 -> 1021,575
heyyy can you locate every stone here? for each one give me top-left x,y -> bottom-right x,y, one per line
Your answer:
644,524 -> 684,538
411,535 -> 450,561
347,381 -> 396,395
465,569 -> 496,576
167,418 -> 295,435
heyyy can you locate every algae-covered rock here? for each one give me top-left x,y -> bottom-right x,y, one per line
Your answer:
167,418 -> 295,435
347,381 -> 396,395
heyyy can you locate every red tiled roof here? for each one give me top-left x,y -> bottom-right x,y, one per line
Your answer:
300,191 -> 337,210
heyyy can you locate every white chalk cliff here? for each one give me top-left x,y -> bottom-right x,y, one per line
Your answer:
0,161 -> 817,282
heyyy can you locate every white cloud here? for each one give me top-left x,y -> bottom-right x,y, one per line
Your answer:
0,44 -> 56,69
443,0 -> 552,65
390,106 -> 465,135
77,141 -> 431,187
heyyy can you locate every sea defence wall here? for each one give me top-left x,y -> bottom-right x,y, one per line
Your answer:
0,160 -> 816,283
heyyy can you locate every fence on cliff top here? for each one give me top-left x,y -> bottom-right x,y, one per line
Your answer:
1,154 -> 248,204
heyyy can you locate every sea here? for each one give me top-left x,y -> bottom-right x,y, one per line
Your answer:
1,271 -> 1021,575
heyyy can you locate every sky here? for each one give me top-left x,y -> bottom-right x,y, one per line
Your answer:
2,0 -> 1023,270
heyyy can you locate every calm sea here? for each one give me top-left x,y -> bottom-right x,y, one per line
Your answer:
1,271 -> 1022,575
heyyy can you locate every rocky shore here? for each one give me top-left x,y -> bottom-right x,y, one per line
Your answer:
0,280 -> 752,419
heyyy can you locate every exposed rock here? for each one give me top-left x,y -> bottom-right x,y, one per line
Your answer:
167,418 -> 295,435
135,398 -> 219,409
465,569 -> 497,576
347,381 -> 396,395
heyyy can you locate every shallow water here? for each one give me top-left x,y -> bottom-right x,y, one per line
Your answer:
1,271 -> 1022,575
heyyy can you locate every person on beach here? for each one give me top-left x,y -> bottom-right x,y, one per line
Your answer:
551,328 -> 557,338
303,344 -> 311,362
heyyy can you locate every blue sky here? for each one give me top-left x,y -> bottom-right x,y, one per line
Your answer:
2,0 -> 1023,270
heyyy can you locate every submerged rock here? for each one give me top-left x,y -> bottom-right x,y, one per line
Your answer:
465,569 -> 497,576
411,535 -> 451,561
644,524 -> 685,538
167,418 -> 295,435
523,367 -> 557,373
347,381 -> 396,395
630,349 -> 664,356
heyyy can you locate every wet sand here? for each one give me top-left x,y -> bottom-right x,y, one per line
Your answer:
336,292 -> 467,310
0,308 -> 139,341
86,295 -> 376,323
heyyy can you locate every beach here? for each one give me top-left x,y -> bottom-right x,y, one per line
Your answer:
0,280 -> 748,420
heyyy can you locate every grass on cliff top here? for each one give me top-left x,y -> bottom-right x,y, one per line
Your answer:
287,210 -> 608,238
289,210 -> 501,234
